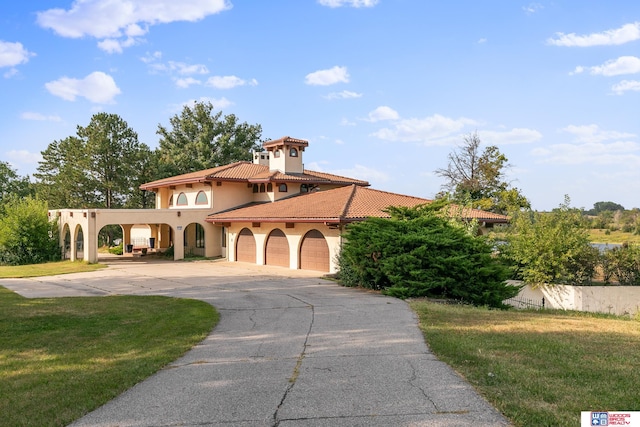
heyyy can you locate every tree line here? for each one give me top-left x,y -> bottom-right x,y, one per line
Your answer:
0,101 -> 263,212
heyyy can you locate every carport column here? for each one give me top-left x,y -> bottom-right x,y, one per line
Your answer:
121,224 -> 133,254
69,220 -> 77,262
84,210 -> 98,263
173,224 -> 185,260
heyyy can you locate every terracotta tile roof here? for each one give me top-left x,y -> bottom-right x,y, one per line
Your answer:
206,185 -> 509,224
262,136 -> 309,149
140,162 -> 369,190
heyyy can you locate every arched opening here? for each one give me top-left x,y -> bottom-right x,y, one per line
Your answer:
184,223 -> 206,257
265,229 -> 290,268
299,229 -> 330,272
73,224 -> 84,261
62,224 -> 71,260
236,228 -> 256,263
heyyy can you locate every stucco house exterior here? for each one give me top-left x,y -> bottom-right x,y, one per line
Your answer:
50,136 -> 508,273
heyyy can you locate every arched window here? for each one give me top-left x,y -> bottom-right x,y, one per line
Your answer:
252,184 -> 259,193
279,183 -> 288,192
290,147 -> 298,157
169,195 -> 174,207
259,183 -> 266,193
176,192 -> 188,206
274,150 -> 281,158
195,191 -> 208,205
300,184 -> 309,193
267,183 -> 273,192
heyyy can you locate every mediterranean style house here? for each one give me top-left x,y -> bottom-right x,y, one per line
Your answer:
50,136 -> 508,273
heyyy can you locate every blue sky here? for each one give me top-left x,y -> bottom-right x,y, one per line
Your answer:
2,1 -> 640,211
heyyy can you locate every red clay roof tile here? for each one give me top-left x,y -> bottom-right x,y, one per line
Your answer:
206,185 -> 509,224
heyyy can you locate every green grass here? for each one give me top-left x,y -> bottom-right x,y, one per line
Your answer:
589,229 -> 640,244
410,301 -> 640,427
0,260 -> 106,278
0,287 -> 218,427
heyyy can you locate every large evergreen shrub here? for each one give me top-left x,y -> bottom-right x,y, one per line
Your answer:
338,203 -> 518,308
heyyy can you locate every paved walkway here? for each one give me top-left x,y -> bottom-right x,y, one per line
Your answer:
2,258 -> 511,426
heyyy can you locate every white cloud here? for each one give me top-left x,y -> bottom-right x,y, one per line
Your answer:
317,0 -> 379,7
523,3 -> 543,15
477,38 -> 487,44
206,75 -> 258,89
36,0 -> 232,53
305,66 -> 349,86
371,114 -> 477,143
562,124 -> 636,143
149,60 -> 209,75
45,71 -> 121,103
479,128 -> 543,145
0,40 -> 35,68
366,106 -> 399,122
532,141 -> 640,166
583,56 -> 640,76
340,117 -> 356,126
323,90 -> 363,100
547,22 -> 640,47
141,51 -> 162,63
175,77 -> 201,88
172,97 -> 233,113
20,112 -> 62,122
5,150 -> 42,166
612,80 -> 640,95
308,162 -> 388,182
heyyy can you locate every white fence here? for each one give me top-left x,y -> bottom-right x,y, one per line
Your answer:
508,281 -> 640,317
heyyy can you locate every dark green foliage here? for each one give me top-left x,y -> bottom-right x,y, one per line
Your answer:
34,113 -> 153,209
338,204 -> 518,308
586,201 -> 625,216
601,244 -> 640,286
0,196 -> 60,265
155,101 -> 263,178
0,161 -> 32,212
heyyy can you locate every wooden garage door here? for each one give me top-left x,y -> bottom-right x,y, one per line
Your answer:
236,228 -> 256,263
265,229 -> 290,268
300,229 -> 330,272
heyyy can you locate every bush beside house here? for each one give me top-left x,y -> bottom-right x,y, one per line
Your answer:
337,203 -> 519,308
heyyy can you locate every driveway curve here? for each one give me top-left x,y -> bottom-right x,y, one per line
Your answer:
2,258 -> 510,426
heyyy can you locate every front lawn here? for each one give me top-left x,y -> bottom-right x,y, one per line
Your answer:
410,301 -> 640,427
0,287 -> 218,426
0,260 -> 106,278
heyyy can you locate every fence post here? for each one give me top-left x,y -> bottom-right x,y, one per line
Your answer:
542,297 -> 545,309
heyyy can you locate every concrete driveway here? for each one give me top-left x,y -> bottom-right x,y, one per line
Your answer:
2,258 -> 510,426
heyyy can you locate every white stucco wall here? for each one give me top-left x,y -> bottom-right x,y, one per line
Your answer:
510,281 -> 640,316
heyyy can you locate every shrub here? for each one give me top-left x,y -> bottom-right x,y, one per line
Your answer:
0,196 -> 60,265
108,243 -> 123,255
338,203 -> 518,308
500,196 -> 596,286
601,244 -> 640,286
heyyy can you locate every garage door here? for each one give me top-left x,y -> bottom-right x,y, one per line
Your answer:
299,229 -> 330,272
265,229 -> 290,268
236,228 -> 256,263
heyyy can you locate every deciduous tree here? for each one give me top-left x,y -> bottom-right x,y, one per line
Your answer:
435,132 -> 529,214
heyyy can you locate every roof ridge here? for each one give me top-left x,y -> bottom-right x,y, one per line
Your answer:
339,185 -> 359,219
205,160 -> 254,178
